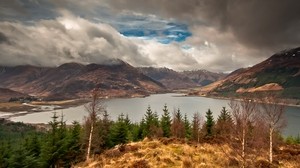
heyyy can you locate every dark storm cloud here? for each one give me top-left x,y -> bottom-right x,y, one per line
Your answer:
104,0 -> 300,51
0,32 -> 9,44
1,0 -> 299,72
0,0 -> 56,21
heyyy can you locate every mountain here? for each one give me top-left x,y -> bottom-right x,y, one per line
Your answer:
138,67 -> 198,89
0,88 -> 29,102
191,47 -> 300,99
181,70 -> 225,86
138,67 -> 225,89
0,60 -> 166,100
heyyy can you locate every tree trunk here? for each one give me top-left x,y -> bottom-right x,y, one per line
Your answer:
242,128 -> 245,168
86,123 -> 94,161
269,128 -> 273,163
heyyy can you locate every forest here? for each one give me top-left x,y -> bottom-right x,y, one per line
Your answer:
0,93 -> 300,168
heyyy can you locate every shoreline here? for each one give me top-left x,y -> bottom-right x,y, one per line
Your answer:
1,91 -> 299,120
185,93 -> 300,108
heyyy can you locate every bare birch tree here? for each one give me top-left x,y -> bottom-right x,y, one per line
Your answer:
229,98 -> 259,168
85,88 -> 105,161
192,112 -> 203,143
260,95 -> 286,164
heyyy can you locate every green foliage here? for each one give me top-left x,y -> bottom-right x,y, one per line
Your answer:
216,107 -> 233,137
160,104 -> 172,138
184,114 -> 191,139
205,109 -> 215,137
143,106 -> 161,138
171,108 -> 185,138
109,114 -> 129,146
0,104 -> 294,167
286,134 -> 300,144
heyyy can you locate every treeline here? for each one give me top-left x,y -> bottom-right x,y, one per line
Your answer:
0,93 -> 298,167
8,96 -> 39,103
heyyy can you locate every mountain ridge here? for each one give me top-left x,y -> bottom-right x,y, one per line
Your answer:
138,67 -> 225,90
0,61 -> 166,100
190,47 -> 300,100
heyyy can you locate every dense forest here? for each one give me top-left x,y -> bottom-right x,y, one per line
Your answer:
0,95 -> 300,168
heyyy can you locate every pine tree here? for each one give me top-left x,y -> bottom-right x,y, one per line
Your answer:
39,112 -> 60,168
205,109 -> 215,137
171,108 -> 185,138
110,114 -> 129,146
64,121 -> 83,167
216,107 -> 233,137
184,114 -> 192,139
98,110 -> 112,150
141,106 -> 162,138
160,104 -> 171,137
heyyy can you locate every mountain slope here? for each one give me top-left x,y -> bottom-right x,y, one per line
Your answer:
138,67 -> 225,90
191,47 -> 300,99
138,67 -> 198,89
0,60 -> 165,100
0,88 -> 29,102
181,70 -> 225,86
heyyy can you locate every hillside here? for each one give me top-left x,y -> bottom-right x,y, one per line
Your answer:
0,60 -> 166,100
138,67 -> 224,89
76,138 -> 300,168
181,70 -> 225,86
0,88 -> 29,102
191,47 -> 300,100
138,67 -> 198,89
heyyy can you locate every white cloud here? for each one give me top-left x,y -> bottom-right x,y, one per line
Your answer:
0,11 -> 154,67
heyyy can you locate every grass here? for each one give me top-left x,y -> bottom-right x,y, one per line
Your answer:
75,138 -> 300,168
0,102 -> 34,112
30,99 -> 88,106
75,139 -> 236,168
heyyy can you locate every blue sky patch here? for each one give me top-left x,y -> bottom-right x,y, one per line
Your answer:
113,14 -> 192,44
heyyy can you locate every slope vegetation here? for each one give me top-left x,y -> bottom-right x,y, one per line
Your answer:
0,60 -> 165,100
76,138 -> 300,168
191,47 -> 300,100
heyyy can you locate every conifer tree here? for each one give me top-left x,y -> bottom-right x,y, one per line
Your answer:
64,121 -> 83,167
205,109 -> 215,137
216,107 -> 233,136
98,110 -> 112,150
110,114 -> 129,146
160,104 -> 172,137
184,114 -> 192,139
39,112 -> 61,168
171,108 -> 185,138
141,106 -> 162,138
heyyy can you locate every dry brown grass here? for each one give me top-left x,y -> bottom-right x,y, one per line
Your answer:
74,139 -> 300,168
0,102 -> 33,112
31,99 -> 86,106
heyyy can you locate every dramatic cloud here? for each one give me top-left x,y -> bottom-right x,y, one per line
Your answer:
0,0 -> 299,72
0,11 -> 153,67
103,0 -> 300,51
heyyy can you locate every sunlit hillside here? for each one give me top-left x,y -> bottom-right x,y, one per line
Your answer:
76,138 -> 300,168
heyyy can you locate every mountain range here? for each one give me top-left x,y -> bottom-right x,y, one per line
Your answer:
0,60 -> 165,101
191,47 -> 300,100
138,67 -> 225,89
0,47 -> 299,102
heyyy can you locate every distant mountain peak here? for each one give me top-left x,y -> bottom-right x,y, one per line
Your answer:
192,47 -> 300,100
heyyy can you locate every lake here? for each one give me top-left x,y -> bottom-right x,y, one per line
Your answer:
7,93 -> 300,137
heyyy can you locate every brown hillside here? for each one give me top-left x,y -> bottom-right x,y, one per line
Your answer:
0,60 -> 166,100
76,138 -> 300,168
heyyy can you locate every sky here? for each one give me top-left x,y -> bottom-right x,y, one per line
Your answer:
0,0 -> 299,72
